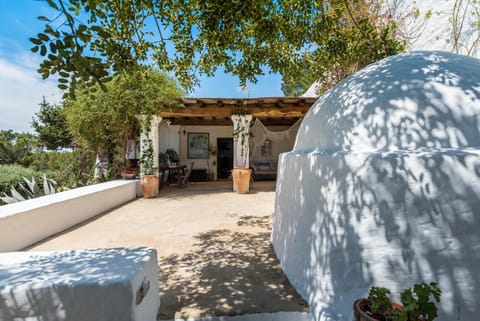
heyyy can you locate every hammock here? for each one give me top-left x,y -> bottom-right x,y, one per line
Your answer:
249,118 -> 302,163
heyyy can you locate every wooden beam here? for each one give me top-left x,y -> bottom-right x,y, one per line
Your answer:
171,118 -> 233,126
160,106 -> 309,118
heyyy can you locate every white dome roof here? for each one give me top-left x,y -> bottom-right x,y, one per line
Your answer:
295,51 -> 480,152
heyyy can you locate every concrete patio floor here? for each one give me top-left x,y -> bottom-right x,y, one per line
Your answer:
27,180 -> 308,320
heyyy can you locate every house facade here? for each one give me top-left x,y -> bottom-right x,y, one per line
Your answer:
141,97 -> 316,181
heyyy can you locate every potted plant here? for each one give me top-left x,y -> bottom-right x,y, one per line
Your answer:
139,137 -> 158,198
354,282 -> 441,321
231,113 -> 253,193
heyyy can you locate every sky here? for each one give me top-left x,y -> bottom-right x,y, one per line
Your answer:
0,1 -> 283,133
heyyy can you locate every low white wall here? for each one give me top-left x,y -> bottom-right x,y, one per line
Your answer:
272,149 -> 480,321
0,247 -> 159,321
0,180 -> 140,252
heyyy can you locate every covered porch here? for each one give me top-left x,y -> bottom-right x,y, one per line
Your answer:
141,97 -> 316,183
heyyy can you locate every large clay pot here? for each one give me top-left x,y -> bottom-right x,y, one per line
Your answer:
232,167 -> 251,194
141,174 -> 159,198
354,298 -> 403,321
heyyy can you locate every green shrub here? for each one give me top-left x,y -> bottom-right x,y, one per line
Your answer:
1,175 -> 57,204
28,150 -> 96,188
0,165 -> 46,195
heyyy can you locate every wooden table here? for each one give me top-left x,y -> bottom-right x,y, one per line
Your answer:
159,165 -> 187,188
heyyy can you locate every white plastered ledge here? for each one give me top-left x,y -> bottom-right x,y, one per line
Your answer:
0,247 -> 159,321
0,180 -> 140,252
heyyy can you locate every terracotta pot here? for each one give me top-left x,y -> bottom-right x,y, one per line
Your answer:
232,167 -> 251,194
141,174 -> 159,198
354,298 -> 403,321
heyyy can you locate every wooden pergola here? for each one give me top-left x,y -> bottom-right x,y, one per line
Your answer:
159,97 -> 317,126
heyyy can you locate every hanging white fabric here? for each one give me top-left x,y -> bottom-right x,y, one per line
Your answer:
249,118 -> 302,163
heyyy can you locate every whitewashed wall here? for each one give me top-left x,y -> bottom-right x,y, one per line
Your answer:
274,150 -> 480,321
272,52 -> 480,321
0,180 -> 140,252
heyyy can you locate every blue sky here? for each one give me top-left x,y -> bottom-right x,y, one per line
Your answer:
0,1 -> 283,133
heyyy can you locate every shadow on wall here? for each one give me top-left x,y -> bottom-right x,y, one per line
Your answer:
273,52 -> 480,321
157,215 -> 308,319
296,52 -> 480,152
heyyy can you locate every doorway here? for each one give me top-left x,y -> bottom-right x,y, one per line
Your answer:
217,138 -> 233,179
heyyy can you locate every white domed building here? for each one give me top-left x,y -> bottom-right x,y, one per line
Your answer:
273,51 -> 480,321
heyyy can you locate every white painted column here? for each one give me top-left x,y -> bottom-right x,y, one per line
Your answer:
231,114 -> 253,168
140,116 -> 162,174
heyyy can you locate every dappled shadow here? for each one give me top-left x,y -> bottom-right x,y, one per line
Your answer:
237,215 -> 271,229
273,52 -> 480,321
0,248 -> 157,321
157,215 -> 307,319
158,181 -> 275,200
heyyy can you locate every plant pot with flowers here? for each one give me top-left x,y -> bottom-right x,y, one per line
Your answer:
231,113 -> 252,194
139,137 -> 158,198
354,282 -> 441,321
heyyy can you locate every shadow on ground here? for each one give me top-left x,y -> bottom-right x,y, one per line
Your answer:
157,215 -> 308,319
158,181 -> 276,199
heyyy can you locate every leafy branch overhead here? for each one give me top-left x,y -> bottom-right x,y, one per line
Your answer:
31,0 -> 405,95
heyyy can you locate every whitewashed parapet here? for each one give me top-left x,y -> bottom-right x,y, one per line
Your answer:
0,247 -> 159,321
0,180 -> 140,252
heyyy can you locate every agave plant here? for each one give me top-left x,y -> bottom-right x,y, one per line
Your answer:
0,174 -> 57,204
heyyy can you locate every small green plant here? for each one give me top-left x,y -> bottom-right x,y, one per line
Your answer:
367,282 -> 441,321
140,138 -> 157,175
0,174 -> 57,204
369,287 -> 393,318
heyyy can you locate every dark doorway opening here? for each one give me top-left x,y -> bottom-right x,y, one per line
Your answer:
217,138 -> 233,179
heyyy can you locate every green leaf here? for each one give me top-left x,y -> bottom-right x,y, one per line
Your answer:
38,16 -> 51,22
30,37 -> 42,45
40,45 -> 47,56
46,0 -> 59,10
38,33 -> 49,41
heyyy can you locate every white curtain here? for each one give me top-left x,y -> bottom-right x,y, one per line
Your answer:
249,118 -> 302,163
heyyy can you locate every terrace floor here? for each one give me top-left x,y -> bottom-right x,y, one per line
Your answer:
27,180 -> 308,320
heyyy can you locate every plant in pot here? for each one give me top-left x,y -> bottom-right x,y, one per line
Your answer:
231,113 -> 253,193
354,282 -> 441,321
139,137 -> 158,198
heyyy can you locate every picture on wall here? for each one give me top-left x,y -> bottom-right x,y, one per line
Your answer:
187,133 -> 209,159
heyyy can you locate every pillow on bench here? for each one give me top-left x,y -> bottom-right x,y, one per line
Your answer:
252,162 -> 273,171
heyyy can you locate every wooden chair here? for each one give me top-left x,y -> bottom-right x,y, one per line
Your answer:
180,161 -> 195,186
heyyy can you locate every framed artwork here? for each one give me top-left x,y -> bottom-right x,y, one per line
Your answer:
187,133 -> 209,159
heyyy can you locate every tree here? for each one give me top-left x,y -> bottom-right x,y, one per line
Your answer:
32,97 -> 73,150
31,0 -> 405,96
64,68 -> 183,165
281,1 -> 405,96
0,130 -> 38,166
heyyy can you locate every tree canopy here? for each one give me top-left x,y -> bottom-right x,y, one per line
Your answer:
0,130 -> 38,166
32,97 -> 73,150
32,0 -> 404,96
64,68 -> 183,156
